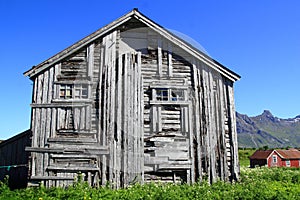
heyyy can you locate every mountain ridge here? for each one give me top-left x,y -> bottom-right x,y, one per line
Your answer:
236,110 -> 300,148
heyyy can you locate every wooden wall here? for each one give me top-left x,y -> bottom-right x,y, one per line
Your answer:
119,25 -> 239,183
26,19 -> 239,187
0,130 -> 31,189
27,30 -> 144,188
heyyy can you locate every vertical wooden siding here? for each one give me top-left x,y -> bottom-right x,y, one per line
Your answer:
27,31 -> 144,188
26,24 -> 239,187
0,130 -> 31,189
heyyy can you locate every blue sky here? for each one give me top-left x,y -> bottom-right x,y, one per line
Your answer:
1,0 -> 299,139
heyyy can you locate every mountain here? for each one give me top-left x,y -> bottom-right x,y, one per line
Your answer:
236,110 -> 300,148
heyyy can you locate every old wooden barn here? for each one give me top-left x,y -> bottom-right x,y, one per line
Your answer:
2,9 -> 241,188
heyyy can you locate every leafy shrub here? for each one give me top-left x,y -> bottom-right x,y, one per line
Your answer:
0,167 -> 299,199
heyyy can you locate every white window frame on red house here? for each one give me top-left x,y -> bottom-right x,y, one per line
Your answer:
286,160 -> 290,167
272,155 -> 277,163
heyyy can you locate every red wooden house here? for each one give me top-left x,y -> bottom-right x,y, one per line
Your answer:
249,149 -> 300,168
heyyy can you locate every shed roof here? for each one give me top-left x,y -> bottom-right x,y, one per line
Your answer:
24,9 -> 240,82
0,129 -> 31,148
249,150 -> 274,160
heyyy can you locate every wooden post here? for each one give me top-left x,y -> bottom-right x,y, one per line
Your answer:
192,63 -> 202,181
200,63 -> 210,182
122,53 -> 128,186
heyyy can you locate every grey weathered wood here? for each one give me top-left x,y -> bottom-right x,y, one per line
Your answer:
31,176 -> 75,180
227,81 -> 240,180
157,47 -> 162,76
25,147 -> 64,153
208,69 -> 217,183
137,52 -> 144,184
115,53 -> 123,188
218,77 -> 229,181
200,63 -> 210,182
19,12 -> 240,188
192,63 -> 202,181
88,43 -> 94,78
188,104 -> 195,183
167,44 -> 173,77
47,166 -> 100,171
122,53 -> 128,186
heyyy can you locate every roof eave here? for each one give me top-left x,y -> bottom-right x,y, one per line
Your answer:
132,12 -> 240,82
24,9 -> 137,78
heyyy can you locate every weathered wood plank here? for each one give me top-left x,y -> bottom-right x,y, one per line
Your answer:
157,47 -> 162,76
122,53 -> 128,186
208,68 -> 217,183
88,43 -> 94,78
200,63 -> 210,181
226,81 -> 240,180
192,63 -> 202,181
31,176 -> 75,180
167,44 -> 173,77
47,166 -> 100,171
188,103 -> 195,183
115,53 -> 123,188
137,52 -> 144,183
217,76 -> 228,181
127,53 -> 134,183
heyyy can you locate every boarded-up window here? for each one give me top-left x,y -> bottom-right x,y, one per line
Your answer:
59,50 -> 87,80
57,106 -> 89,131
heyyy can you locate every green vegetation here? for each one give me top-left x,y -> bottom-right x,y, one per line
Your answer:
1,166 -> 300,200
238,148 -> 256,167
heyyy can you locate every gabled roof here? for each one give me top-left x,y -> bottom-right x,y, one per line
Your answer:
24,8 -> 240,82
276,149 -> 300,160
250,149 -> 300,160
249,150 -> 274,160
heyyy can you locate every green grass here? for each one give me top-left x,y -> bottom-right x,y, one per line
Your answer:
238,148 -> 256,167
1,167 -> 300,200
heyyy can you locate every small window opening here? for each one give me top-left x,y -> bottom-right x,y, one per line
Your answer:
171,90 -> 185,101
156,89 -> 169,101
59,84 -> 88,99
154,88 -> 185,102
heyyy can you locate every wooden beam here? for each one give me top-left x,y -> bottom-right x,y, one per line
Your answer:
31,176 -> 75,180
47,166 -> 100,171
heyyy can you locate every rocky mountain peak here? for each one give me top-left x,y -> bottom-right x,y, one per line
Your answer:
255,110 -> 277,123
262,110 -> 273,117
236,111 -> 300,148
